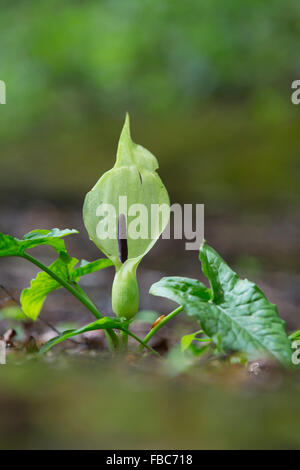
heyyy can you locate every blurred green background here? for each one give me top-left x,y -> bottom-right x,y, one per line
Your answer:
1,0 -> 300,450
1,0 -> 300,211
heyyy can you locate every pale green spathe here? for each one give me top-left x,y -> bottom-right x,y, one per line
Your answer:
83,114 -> 170,318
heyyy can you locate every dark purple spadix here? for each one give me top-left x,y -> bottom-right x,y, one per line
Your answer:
118,213 -> 128,263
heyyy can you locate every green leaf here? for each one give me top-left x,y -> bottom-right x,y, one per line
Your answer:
0,233 -> 21,257
289,330 -> 300,341
72,258 -> 113,281
0,228 -> 78,257
40,317 -> 124,353
21,228 -> 78,253
180,330 -> 203,352
150,276 -> 211,307
20,253 -> 113,321
151,242 -> 292,366
40,317 -> 159,355
20,253 -> 78,320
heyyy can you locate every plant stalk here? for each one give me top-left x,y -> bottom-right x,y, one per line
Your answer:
124,329 -> 159,356
121,330 -> 129,351
21,252 -> 119,351
138,305 -> 184,352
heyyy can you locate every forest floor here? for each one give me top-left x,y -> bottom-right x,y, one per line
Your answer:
0,202 -> 299,449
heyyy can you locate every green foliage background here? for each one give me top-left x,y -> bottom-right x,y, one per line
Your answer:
1,0 -> 299,211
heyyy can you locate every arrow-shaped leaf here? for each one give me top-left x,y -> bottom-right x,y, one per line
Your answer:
150,241 -> 292,366
0,228 -> 78,257
21,253 -> 78,320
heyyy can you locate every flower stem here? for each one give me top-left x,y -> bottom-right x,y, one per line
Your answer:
138,305 -> 184,352
21,252 -> 119,351
121,330 -> 129,351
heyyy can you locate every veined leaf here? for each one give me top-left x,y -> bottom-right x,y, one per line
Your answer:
150,277 -> 210,307
0,233 -> 21,257
21,254 -> 113,321
72,258 -> 113,281
0,228 -> 78,257
20,253 -> 78,320
151,241 -> 292,366
21,228 -> 78,253
40,317 -> 124,353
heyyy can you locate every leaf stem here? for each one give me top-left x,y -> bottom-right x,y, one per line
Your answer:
124,329 -> 160,356
121,330 -> 129,350
138,305 -> 184,352
21,252 -> 118,350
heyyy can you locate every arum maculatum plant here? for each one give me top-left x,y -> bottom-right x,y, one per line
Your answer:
0,114 -> 297,366
83,113 -> 169,321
